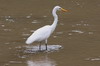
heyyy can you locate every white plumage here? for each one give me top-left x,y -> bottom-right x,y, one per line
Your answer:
25,6 -> 68,50
26,25 -> 51,44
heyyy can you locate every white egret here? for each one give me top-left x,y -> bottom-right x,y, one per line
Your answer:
26,6 -> 68,50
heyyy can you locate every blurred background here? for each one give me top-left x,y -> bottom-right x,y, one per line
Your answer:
0,0 -> 100,66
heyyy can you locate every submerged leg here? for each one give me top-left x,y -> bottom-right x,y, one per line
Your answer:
45,40 -> 48,50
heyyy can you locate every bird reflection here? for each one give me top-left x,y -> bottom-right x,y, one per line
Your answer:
27,55 -> 56,66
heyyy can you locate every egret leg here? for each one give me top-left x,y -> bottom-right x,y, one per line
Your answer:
45,40 -> 48,50
39,42 -> 41,51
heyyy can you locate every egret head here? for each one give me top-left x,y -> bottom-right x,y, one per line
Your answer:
54,6 -> 68,12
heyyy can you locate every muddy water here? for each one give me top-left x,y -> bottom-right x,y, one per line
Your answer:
0,0 -> 100,66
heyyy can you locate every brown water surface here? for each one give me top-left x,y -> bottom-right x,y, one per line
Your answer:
0,0 -> 100,66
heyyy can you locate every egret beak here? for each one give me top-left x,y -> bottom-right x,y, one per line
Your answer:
61,8 -> 68,12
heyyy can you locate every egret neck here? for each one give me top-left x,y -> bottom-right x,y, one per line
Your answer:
51,7 -> 58,32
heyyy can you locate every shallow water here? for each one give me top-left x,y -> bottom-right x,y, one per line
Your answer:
0,0 -> 100,66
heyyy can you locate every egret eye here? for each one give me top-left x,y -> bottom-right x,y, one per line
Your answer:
58,8 -> 61,11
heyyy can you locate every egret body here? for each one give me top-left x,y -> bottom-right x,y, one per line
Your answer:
26,6 -> 68,50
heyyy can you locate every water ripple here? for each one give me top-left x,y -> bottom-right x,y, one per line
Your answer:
23,45 -> 62,53
71,30 -> 84,34
3,29 -> 12,32
85,57 -> 100,61
5,16 -> 15,22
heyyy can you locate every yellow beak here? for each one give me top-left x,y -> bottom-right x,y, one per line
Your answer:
61,8 -> 68,12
